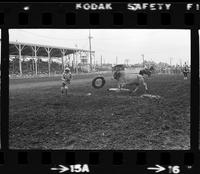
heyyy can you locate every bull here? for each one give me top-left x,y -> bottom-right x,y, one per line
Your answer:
113,65 -> 154,93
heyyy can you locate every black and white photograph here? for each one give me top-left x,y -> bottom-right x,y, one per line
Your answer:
9,29 -> 190,150
0,30 -> 1,148
199,30 -> 200,150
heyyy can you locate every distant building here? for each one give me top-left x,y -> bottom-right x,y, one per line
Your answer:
80,55 -> 88,64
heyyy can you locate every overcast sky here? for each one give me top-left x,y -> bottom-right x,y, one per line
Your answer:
9,29 -> 191,65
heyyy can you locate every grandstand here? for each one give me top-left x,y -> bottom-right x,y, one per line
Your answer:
9,41 -> 95,77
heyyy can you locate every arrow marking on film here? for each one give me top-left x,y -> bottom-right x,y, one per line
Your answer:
51,165 -> 69,173
147,164 -> 166,173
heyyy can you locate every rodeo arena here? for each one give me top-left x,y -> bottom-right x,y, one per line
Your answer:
9,30 -> 190,150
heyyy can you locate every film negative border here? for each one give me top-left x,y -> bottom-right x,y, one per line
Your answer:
0,151 -> 199,173
0,2 -> 200,174
0,3 -> 199,27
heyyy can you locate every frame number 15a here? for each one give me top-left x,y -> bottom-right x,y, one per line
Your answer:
51,164 -> 90,173
70,164 -> 89,173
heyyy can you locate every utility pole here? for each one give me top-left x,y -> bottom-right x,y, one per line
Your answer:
142,54 -> 144,67
170,57 -> 172,66
125,59 -> 129,66
93,54 -> 95,67
89,29 -> 93,71
75,44 -> 78,73
180,59 -> 182,67
186,59 -> 189,65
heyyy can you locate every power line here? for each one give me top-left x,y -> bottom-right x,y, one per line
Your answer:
89,29 -> 93,71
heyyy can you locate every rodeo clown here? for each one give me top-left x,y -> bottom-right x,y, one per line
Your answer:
61,67 -> 72,95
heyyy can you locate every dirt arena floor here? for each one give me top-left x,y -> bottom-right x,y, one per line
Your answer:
9,73 -> 190,150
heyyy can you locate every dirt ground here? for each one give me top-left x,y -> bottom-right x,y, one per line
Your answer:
9,73 -> 190,150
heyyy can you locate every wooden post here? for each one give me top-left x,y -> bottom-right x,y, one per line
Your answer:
18,44 -> 22,76
73,53 -> 75,72
142,54 -> 144,67
31,46 -> 40,76
14,43 -> 25,76
68,54 -> 71,67
45,47 -> 52,77
32,58 -> 34,72
34,46 -> 38,75
79,51 -> 82,64
12,57 -> 14,73
93,53 -> 95,68
75,45 -> 78,73
61,49 -> 66,71
76,51 -> 78,73
48,50 -> 51,76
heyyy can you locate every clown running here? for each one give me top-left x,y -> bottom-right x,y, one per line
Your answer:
61,67 -> 72,95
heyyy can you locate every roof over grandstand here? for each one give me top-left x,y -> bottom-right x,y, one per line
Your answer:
9,41 -> 95,58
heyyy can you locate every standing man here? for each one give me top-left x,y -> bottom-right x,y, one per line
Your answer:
61,67 -> 72,95
182,62 -> 189,80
